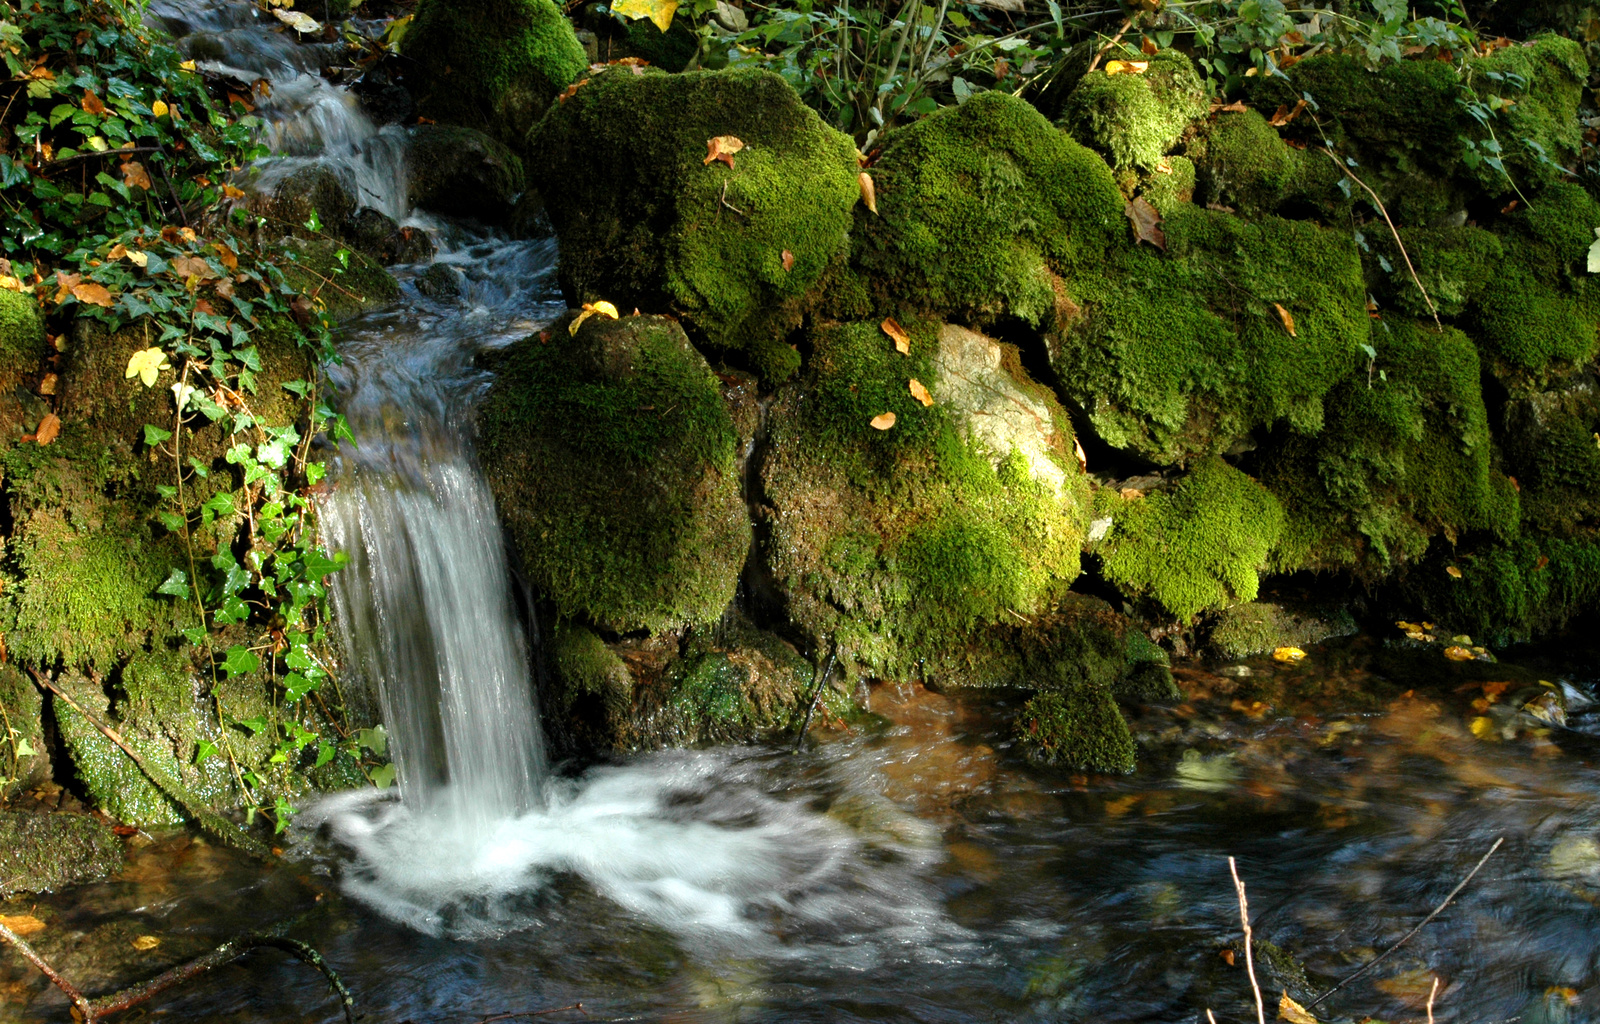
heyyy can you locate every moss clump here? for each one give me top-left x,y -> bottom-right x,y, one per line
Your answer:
1059,50 -> 1209,172
1141,154 -> 1196,216
1263,322 -> 1514,572
529,67 -> 860,381
0,811 -> 124,896
1054,207 -> 1368,464
54,694 -> 185,827
1017,686 -> 1136,773
0,288 -> 45,439
479,314 -> 749,633
280,239 -> 399,320
1472,183 -> 1600,391
0,667 -> 48,800
1407,531 -> 1600,647
402,0 -> 587,150
853,91 -> 1124,328
1207,601 -> 1357,660
405,124 -> 526,222
1499,382 -> 1600,534
762,320 -> 1089,674
1366,224 -> 1502,320
547,620 -> 634,750
1093,458 -> 1285,621
1192,109 -> 1342,220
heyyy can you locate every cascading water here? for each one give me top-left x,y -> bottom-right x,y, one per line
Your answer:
150,0 -> 949,948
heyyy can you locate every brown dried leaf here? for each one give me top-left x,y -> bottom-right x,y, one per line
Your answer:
909,378 -> 933,406
869,411 -> 896,430
781,249 -> 795,272
556,77 -> 591,105
37,372 -> 57,396
1274,302 -> 1297,337
1279,992 -> 1318,1024
859,171 -> 877,214
35,412 -> 60,446
170,255 -> 216,281
1140,35 -> 1158,55
71,281 -> 114,307
704,135 -> 745,169
131,934 -> 161,951
881,317 -> 911,355
121,159 -> 152,191
1269,98 -> 1309,126
1446,565 -> 1463,578
1124,196 -> 1165,249
1210,100 -> 1249,114
1074,436 -> 1087,471
212,242 -> 238,271
81,89 -> 106,115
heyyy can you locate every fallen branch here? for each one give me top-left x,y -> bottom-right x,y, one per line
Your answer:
793,637 -> 839,753
1318,148 -> 1441,329
0,923 -> 354,1024
1229,856 -> 1266,1024
25,666 -> 274,860
1305,836 -> 1503,1011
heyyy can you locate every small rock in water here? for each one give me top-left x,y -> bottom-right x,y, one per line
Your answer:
416,263 -> 462,300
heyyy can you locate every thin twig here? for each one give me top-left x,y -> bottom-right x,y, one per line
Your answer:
718,180 -> 747,218
1427,975 -> 1441,1024
476,1004 -> 587,1023
793,638 -> 839,753
1318,148 -> 1441,328
1085,15 -> 1134,74
1229,856 -> 1266,1024
1306,836 -> 1503,1010
1206,1011 -> 1219,1024
0,919 -> 93,1021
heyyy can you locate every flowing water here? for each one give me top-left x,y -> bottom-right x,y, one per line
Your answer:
4,4 -> 1600,1022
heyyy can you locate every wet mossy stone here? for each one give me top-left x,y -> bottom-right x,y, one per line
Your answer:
1406,530 -> 1600,647
0,812 -> 123,896
54,693 -> 184,828
1364,223 -> 1502,321
851,91 -> 1124,329
478,313 -> 748,633
405,124 -> 525,223
1207,601 -> 1357,660
0,667 -> 48,801
529,66 -> 859,382
1262,322 -> 1513,573
0,287 -> 46,440
761,319 -> 1089,675
257,164 -> 356,240
547,620 -> 635,752
1053,206 -> 1368,464
1017,685 -> 1136,773
401,0 -> 587,150
1500,380 -> 1600,534
1193,109 -> 1343,220
1059,50 -> 1209,172
1090,457 -> 1285,622
279,238 -> 400,320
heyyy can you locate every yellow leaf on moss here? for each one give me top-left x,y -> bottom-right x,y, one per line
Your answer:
568,300 -> 621,335
909,378 -> 933,406
1274,302 -> 1297,337
881,316 -> 910,354
1446,565 -> 1463,578
870,412 -> 896,430
703,134 -> 744,168
859,171 -> 877,214
1105,60 -> 1149,75
125,346 -> 170,387
612,0 -> 678,33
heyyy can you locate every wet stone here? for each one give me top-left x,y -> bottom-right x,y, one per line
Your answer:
0,811 -> 124,896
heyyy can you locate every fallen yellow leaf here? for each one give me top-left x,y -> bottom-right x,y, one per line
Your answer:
612,0 -> 678,33
131,934 -> 160,951
1279,991 -> 1318,1024
179,59 -> 197,72
1105,60 -> 1149,75
1469,715 -> 1496,739
125,346 -> 171,387
151,99 -> 169,117
568,300 -> 621,335
1443,646 -> 1474,662
881,317 -> 910,355
909,378 -> 933,406
0,914 -> 45,936
859,171 -> 877,214
703,134 -> 744,169
71,281 -> 115,307
1446,565 -> 1462,578
1272,646 -> 1307,663
1273,302 -> 1296,337
34,412 -> 60,446
870,412 -> 896,430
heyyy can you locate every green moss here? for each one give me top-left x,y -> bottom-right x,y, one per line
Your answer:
0,667 -> 47,799
280,239 -> 399,321
1366,224 -> 1502,320
479,314 -> 748,632
1054,207 -> 1368,464
1407,531 -> 1600,647
853,91 -> 1124,328
763,319 -> 1089,673
1141,154 -> 1196,216
1466,34 -> 1587,196
1017,686 -> 1136,773
1500,383 -> 1600,533
1059,50 -> 1209,171
1193,109 -> 1342,219
1472,183 -> 1600,390
1263,322 -> 1511,572
529,67 -> 859,379
548,620 -> 634,753
54,694 -> 185,827
0,811 -> 124,896
0,288 -> 42,367
1093,458 -> 1284,621
1207,601 -> 1357,660
403,0 -> 587,149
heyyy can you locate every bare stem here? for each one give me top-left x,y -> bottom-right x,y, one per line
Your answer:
1426,975 -> 1441,1024
1229,856 -> 1266,1024
1086,15 -> 1134,73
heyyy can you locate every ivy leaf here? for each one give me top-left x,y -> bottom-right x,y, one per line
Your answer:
194,739 -> 218,764
235,714 -> 269,735
354,724 -> 387,756
1588,227 -> 1600,274
125,346 -> 170,387
156,568 -> 189,599
221,645 -> 260,678
143,422 -> 173,445
369,763 -> 396,789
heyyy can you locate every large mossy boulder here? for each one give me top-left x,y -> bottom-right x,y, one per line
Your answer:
530,67 -> 860,382
478,313 -> 749,633
760,319 -> 1091,673
401,0 -> 588,151
1052,207 -> 1369,465
406,124 -> 526,222
848,91 -> 1125,329
0,812 -> 123,896
1059,50 -> 1210,172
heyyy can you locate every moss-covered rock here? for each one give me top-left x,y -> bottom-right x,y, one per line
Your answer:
1017,685 -> 1136,773
851,91 -> 1124,329
1192,109 -> 1343,220
1053,207 -> 1368,464
1207,601 -> 1358,660
1059,50 -> 1209,172
479,313 -> 748,633
405,124 -> 525,222
1365,223 -> 1502,320
1262,322 -> 1515,573
1499,378 -> 1600,533
762,319 -> 1089,673
1404,530 -> 1600,647
279,238 -> 400,320
1091,458 -> 1285,621
0,668 -> 48,801
0,811 -> 123,896
530,66 -> 860,381
1141,154 -> 1197,216
0,288 -> 46,442
402,0 -> 587,151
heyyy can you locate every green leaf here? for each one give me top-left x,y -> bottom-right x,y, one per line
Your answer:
314,741 -> 335,769
354,724 -> 387,756
13,736 -> 36,757
369,763 -> 396,789
235,715 -> 269,735
195,739 -> 219,764
283,672 -> 318,703
157,568 -> 190,599
221,645 -> 260,678
143,422 -> 173,446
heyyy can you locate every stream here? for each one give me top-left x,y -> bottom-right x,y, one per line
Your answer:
5,3 -> 1600,1022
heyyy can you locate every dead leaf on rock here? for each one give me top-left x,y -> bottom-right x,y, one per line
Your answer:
882,316 -> 911,354
131,934 -> 161,951
1274,302 -> 1297,337
556,78 -> 591,104
870,412 -> 896,430
704,134 -> 744,169
1124,196 -> 1165,249
859,171 -> 877,214
34,412 -> 60,446
909,378 -> 933,406
271,7 -> 321,32
1269,99 -> 1309,126
0,914 -> 45,937
568,300 -> 621,335
1279,992 -> 1318,1024
1210,100 -> 1249,114
1443,645 -> 1474,662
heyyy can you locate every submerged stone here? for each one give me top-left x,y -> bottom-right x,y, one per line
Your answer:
0,811 -> 123,896
479,313 -> 749,633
